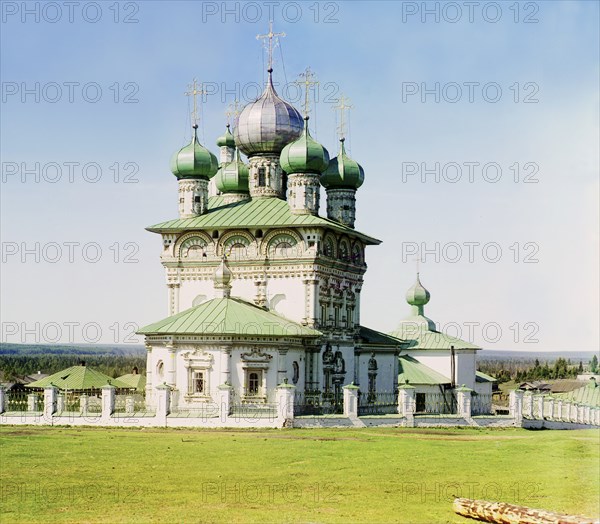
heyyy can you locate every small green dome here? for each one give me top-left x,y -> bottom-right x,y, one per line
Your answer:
406,274 -> 430,306
170,126 -> 219,180
215,149 -> 249,193
280,117 -> 330,174
216,124 -> 235,148
320,139 -> 364,190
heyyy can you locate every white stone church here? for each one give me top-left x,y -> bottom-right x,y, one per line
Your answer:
138,30 -> 493,415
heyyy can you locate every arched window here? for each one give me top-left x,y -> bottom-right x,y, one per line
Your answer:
156,361 -> 164,380
292,361 -> 300,385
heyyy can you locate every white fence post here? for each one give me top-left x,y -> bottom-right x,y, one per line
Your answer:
155,384 -> 171,426
456,386 -> 472,418
546,397 -> 554,420
276,381 -> 296,427
398,382 -> 416,426
343,383 -> 359,419
509,389 -> 524,424
523,392 -> 533,418
217,384 -> 232,422
101,385 -> 116,420
43,386 -> 57,420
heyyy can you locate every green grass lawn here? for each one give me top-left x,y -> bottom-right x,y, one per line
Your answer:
1,426 -> 598,523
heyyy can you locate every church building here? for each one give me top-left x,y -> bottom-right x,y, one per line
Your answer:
137,27 -> 492,415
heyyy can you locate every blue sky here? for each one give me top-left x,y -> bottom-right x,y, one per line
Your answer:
1,1 -> 598,350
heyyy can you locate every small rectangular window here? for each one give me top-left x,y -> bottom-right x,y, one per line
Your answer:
194,196 -> 201,203
258,167 -> 266,187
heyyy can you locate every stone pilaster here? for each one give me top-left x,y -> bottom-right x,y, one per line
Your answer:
343,383 -> 359,418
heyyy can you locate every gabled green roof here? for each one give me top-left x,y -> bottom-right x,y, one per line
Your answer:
476,371 -> 497,383
26,366 -> 129,390
358,326 -> 405,347
555,380 -> 600,407
391,323 -> 480,351
147,196 -> 380,245
116,373 -> 146,391
398,355 -> 451,385
138,297 -> 322,337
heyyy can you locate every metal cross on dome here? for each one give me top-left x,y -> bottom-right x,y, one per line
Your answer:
333,94 -> 353,140
226,99 -> 242,127
256,20 -> 285,71
184,79 -> 206,128
297,67 -> 319,118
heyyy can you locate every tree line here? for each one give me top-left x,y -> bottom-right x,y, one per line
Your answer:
478,356 -> 598,384
0,355 -> 146,383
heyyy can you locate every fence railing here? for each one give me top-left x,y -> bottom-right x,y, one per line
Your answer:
293,391 -> 343,416
357,391 -> 398,416
416,392 -> 457,415
471,393 -> 493,415
521,394 -> 599,426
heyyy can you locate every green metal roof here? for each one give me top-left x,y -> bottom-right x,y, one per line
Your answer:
216,124 -> 235,148
321,138 -> 364,190
214,150 -> 249,193
398,355 -> 451,385
170,127 -> 219,180
391,323 -> 480,351
280,117 -> 330,174
555,379 -> 600,407
476,371 -> 497,383
116,373 -> 146,391
26,366 -> 129,390
147,196 -> 381,244
138,297 -> 322,337
358,326 -> 405,347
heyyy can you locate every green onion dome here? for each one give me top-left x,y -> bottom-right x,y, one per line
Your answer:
406,273 -> 430,306
280,117 -> 330,174
320,138 -> 365,190
170,126 -> 219,180
214,149 -> 249,193
216,124 -> 235,148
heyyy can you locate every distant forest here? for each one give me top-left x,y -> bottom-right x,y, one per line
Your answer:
1,343 -> 598,385
0,343 -> 146,382
478,355 -> 598,383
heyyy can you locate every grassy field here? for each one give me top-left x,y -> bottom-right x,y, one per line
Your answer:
1,426 -> 598,524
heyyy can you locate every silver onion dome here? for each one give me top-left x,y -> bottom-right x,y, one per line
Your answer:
234,70 -> 304,157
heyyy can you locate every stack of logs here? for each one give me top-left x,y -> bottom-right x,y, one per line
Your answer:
453,498 -> 599,524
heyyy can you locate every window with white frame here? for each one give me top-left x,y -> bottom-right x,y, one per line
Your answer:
190,370 -> 205,395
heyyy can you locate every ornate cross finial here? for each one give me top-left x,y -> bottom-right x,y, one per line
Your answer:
185,79 -> 206,128
413,247 -> 421,275
333,94 -> 353,140
226,99 -> 242,127
256,20 -> 285,72
297,67 -> 319,118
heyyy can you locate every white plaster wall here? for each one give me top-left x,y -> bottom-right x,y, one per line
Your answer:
264,276 -> 305,324
357,353 -> 396,392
